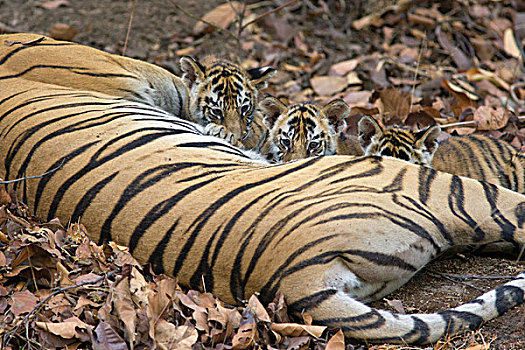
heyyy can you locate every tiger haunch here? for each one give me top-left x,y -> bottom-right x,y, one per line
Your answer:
1,34 -> 524,345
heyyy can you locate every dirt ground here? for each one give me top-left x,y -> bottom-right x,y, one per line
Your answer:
0,0 -> 524,349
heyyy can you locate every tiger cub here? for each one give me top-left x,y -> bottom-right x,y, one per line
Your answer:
356,115 -> 525,193
357,115 -> 441,165
258,96 -> 349,162
180,56 -> 276,145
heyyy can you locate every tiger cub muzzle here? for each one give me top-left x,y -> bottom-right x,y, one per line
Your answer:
259,96 -> 349,162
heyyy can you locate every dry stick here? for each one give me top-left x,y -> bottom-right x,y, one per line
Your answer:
168,0 -> 238,41
429,272 -> 514,280
122,0 -> 139,56
428,271 -> 485,292
410,38 -> 427,114
4,269 -> 120,346
0,159 -> 65,184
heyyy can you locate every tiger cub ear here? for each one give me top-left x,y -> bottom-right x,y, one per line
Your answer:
322,99 -> 349,134
414,125 -> 441,155
358,115 -> 382,150
246,67 -> 277,90
259,95 -> 287,129
180,56 -> 206,88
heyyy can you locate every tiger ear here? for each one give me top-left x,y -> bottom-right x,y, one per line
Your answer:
259,95 -> 287,130
414,125 -> 441,155
322,99 -> 349,134
247,67 -> 277,90
180,56 -> 206,88
358,116 -> 382,150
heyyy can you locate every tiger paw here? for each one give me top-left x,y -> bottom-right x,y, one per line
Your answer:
204,123 -> 235,144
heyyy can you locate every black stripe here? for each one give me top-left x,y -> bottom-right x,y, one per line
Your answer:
126,176 -> 221,249
33,141 -> 99,213
382,168 -> 406,192
287,289 -> 338,312
314,202 -> 441,251
0,42 -> 74,66
172,158 -> 321,281
0,64 -> 136,80
147,219 -> 181,274
70,172 -> 119,221
448,176 -> 486,242
495,284 -> 524,315
479,182 -> 516,242
418,166 -> 437,205
47,129 -> 179,220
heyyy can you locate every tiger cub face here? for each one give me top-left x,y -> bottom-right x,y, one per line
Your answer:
180,56 -> 276,144
259,96 -> 349,162
358,115 -> 441,166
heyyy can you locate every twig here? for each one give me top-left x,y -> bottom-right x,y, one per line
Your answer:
0,159 -> 65,184
168,0 -> 238,41
241,0 -> 299,31
429,271 -> 514,280
122,0 -> 139,56
428,271 -> 485,292
439,120 -> 477,129
3,269 -> 120,346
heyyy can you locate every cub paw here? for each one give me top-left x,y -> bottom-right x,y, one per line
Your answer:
204,123 -> 235,144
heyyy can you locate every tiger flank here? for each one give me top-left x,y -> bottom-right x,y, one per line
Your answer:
180,56 -> 276,145
258,95 -> 349,162
432,134 -> 525,194
2,34 -> 525,345
357,115 -> 525,194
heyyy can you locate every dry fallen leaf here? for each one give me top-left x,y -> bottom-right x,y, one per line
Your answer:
325,329 -> 345,350
270,323 -> 326,338
310,76 -> 347,96
193,2 -> 245,36
49,23 -> 77,41
232,308 -> 257,350
474,106 -> 509,130
10,290 -> 38,316
4,37 -> 46,46
92,322 -> 128,350
329,59 -> 360,76
503,28 -> 523,61
39,0 -> 70,10
36,316 -> 92,339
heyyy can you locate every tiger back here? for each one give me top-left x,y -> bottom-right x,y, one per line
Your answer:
180,56 -> 275,145
258,96 -> 349,162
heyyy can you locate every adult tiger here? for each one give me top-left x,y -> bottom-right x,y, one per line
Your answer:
0,33 -> 275,146
1,36 -> 525,345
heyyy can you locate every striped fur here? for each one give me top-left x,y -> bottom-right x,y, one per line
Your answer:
356,116 -> 525,194
433,135 -> 525,194
1,35 -> 525,345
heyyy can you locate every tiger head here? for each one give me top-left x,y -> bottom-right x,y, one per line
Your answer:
180,56 -> 276,143
358,115 -> 441,166
259,96 -> 349,162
